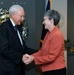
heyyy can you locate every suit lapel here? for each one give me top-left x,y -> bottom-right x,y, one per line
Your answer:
7,19 -> 23,48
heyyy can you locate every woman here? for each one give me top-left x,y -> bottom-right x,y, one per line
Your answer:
23,9 -> 66,75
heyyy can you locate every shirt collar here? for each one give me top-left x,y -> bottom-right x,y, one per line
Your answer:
10,18 -> 15,27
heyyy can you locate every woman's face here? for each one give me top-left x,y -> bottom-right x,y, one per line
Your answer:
43,16 -> 52,30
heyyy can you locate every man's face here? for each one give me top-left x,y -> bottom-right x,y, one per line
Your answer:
12,9 -> 25,25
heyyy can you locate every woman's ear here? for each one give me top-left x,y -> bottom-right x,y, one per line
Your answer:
50,18 -> 54,23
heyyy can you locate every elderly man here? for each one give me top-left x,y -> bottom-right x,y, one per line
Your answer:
0,5 -> 37,75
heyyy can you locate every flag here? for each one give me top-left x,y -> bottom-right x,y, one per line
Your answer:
46,0 -> 50,11
40,0 -> 52,47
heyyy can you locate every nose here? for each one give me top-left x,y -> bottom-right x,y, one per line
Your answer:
22,17 -> 25,21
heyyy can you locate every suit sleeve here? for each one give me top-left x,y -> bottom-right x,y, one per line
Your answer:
25,46 -> 38,55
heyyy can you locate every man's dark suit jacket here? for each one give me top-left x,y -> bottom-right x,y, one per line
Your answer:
0,19 -> 37,75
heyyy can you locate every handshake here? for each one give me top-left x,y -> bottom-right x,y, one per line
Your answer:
22,54 -> 34,65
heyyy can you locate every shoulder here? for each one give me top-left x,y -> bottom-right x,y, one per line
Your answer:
0,19 -> 11,29
52,27 -> 64,40
0,20 -> 11,34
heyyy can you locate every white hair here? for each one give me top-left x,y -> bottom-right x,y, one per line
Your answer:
9,5 -> 24,16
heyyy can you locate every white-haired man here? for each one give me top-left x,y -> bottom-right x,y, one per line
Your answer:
0,4 -> 37,75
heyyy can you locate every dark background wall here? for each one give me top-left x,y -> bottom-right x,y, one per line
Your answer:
67,0 -> 74,75
68,0 -> 74,44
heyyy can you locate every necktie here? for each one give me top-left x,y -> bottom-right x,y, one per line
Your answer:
14,26 -> 23,46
